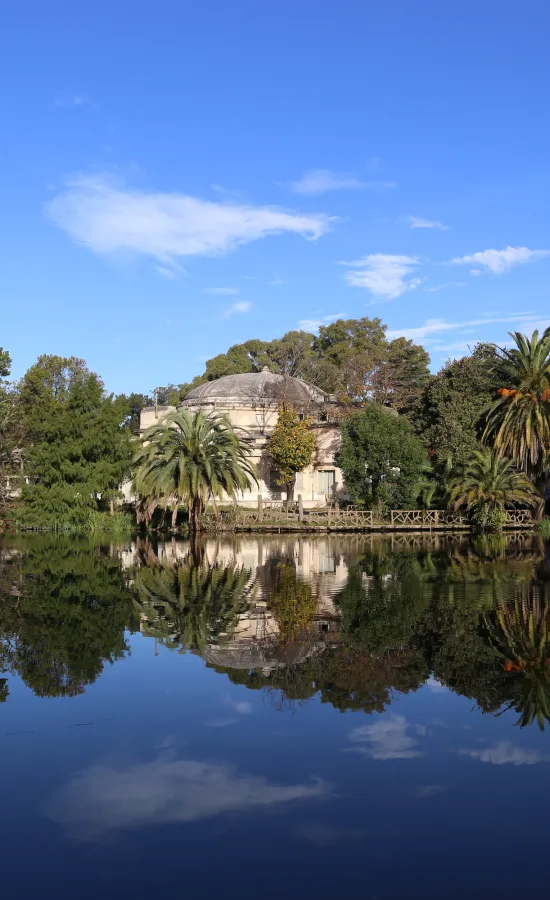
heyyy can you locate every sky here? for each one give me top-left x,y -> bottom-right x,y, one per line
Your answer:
1,0 -> 549,395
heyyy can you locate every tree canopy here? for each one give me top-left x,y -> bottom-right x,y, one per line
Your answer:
337,404 -> 427,510
266,404 -> 317,499
17,355 -> 132,528
155,317 -> 431,412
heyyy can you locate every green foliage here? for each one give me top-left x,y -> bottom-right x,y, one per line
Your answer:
269,563 -> 317,642
470,504 -> 508,532
337,404 -> 427,510
0,347 -> 11,379
335,558 -> 428,654
536,518 -> 550,538
266,404 -> 316,496
161,317 -> 431,411
484,329 -> 550,482
449,448 -> 538,524
418,343 -> 499,466
17,355 -> 132,529
0,347 -> 23,514
133,409 -> 257,531
0,537 -> 135,697
117,392 -> 152,433
132,555 -> 252,653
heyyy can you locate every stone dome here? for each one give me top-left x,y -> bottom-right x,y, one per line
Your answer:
183,367 -> 327,405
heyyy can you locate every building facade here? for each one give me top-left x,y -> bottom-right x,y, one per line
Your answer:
139,368 -> 345,507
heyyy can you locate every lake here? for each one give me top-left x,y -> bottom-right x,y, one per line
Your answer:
1,532 -> 550,899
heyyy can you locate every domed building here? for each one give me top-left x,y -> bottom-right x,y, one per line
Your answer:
139,368 -> 344,507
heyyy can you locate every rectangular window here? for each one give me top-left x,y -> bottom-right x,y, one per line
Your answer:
295,471 -> 304,490
318,470 -> 335,495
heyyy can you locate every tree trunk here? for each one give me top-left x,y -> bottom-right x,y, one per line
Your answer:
286,481 -> 294,502
189,497 -> 202,534
109,499 -> 114,516
171,503 -> 178,531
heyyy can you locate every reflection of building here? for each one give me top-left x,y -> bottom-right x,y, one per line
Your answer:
140,369 -> 344,507
127,536 -> 349,671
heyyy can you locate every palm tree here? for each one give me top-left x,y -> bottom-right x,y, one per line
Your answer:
449,448 -> 538,516
484,330 -> 550,483
133,556 -> 254,654
483,588 -> 550,730
133,410 -> 257,532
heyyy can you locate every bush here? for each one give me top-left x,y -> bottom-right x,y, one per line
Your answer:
470,504 -> 508,532
336,404 -> 427,512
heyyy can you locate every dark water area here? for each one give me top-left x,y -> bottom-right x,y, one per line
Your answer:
2,532 -> 550,899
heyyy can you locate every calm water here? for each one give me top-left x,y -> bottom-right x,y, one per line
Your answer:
2,533 -> 550,899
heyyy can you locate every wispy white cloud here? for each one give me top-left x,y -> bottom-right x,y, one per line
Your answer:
348,715 -> 425,760
46,755 -> 330,838
451,246 -> 550,275
408,216 -> 448,231
156,265 -> 180,280
298,312 -> 347,331
459,741 -> 548,766
426,281 -> 465,293
224,301 -> 252,317
203,287 -> 239,295
342,254 -> 422,300
269,278 -> 285,285
46,174 -> 331,276
387,312 -> 542,344
292,169 -> 395,195
211,183 -> 241,198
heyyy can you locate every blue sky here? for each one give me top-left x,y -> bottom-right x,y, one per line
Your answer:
1,0 -> 549,395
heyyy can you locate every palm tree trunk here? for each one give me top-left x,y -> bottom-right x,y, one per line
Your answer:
171,503 -> 179,531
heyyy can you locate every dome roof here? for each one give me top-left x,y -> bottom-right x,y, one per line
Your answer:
183,367 -> 327,405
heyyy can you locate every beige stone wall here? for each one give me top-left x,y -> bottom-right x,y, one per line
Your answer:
139,399 -> 346,507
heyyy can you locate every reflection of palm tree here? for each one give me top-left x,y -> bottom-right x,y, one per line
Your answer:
483,588 -> 550,729
133,557 -> 253,653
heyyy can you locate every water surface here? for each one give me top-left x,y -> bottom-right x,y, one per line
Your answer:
1,533 -> 550,899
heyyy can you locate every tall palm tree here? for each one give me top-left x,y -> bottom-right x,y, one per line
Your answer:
484,329 -> 550,483
483,587 -> 550,730
133,410 -> 257,531
133,556 -> 254,654
449,448 -> 538,514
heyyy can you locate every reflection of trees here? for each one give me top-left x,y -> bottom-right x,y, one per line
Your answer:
212,644 -> 428,714
269,563 -> 317,643
133,556 -> 253,653
0,538 -> 135,698
335,557 -> 429,654
482,587 -> 550,729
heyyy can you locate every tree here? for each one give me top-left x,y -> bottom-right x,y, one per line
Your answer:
133,409 -> 257,531
266,403 -> 317,501
482,586 -> 550,730
157,317 -> 431,405
118,392 -> 152,434
269,563 -> 317,642
336,404 -> 427,511
17,355 -> 132,527
418,343 -> 499,466
133,556 -> 252,653
0,538 -> 135,698
484,330 -> 550,484
372,337 -> 431,414
449,448 -> 538,526
0,347 -> 22,514
0,347 -> 11,379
